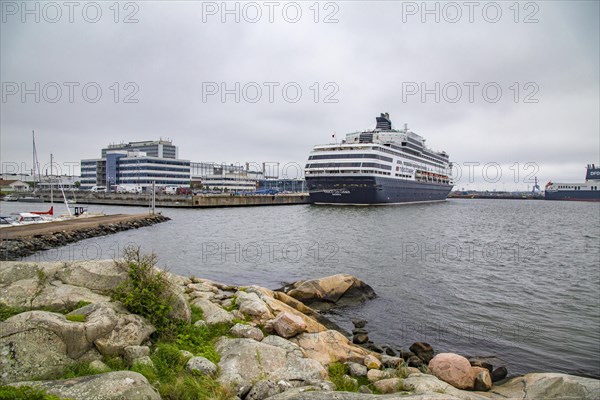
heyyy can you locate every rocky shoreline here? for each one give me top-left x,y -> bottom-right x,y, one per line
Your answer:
0,259 -> 598,400
0,214 -> 170,260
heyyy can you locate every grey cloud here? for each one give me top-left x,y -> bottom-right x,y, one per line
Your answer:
1,1 -> 598,189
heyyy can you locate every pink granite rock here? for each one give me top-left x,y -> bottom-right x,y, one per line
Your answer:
428,353 -> 474,390
271,312 -> 307,338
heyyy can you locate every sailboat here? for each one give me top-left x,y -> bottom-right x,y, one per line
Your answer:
31,206 -> 54,216
20,131 -> 44,202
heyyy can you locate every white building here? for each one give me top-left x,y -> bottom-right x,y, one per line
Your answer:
81,150 -> 190,190
0,179 -> 30,192
194,171 -> 263,192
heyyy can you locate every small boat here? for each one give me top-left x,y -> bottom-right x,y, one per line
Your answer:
17,196 -> 44,203
2,194 -> 18,202
17,213 -> 49,224
31,206 -> 54,216
0,215 -> 20,227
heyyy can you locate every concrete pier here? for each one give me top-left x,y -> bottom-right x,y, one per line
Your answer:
0,213 -> 170,260
191,193 -> 311,207
35,192 -> 312,208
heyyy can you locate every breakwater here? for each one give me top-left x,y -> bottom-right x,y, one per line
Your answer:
0,213 -> 170,260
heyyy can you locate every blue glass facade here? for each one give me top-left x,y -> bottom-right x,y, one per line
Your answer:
106,153 -> 126,188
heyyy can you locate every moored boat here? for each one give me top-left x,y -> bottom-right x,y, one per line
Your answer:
31,206 -> 54,216
17,196 -> 44,203
16,213 -> 49,224
0,216 -> 20,227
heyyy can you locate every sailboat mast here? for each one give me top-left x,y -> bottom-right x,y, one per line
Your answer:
32,131 -> 42,189
50,153 -> 54,206
32,131 -> 36,190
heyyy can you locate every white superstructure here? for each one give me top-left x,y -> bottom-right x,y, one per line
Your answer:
305,113 -> 452,185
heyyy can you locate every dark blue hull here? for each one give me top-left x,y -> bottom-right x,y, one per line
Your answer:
306,176 -> 453,204
545,190 -> 600,201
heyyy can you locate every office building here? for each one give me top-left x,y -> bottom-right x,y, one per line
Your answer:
81,141 -> 190,190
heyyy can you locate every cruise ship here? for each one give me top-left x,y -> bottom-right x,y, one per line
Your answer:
305,113 -> 453,204
544,165 -> 600,201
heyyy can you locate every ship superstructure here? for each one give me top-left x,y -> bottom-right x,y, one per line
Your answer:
545,164 -> 600,201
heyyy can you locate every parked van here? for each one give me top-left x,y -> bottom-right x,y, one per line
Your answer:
90,186 -> 107,192
119,185 -> 142,194
127,185 -> 143,194
163,186 -> 180,195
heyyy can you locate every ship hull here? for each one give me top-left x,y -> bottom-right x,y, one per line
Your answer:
545,190 -> 600,202
307,176 -> 453,205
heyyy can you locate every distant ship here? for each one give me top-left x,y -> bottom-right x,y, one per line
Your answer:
545,164 -> 600,201
305,113 -> 453,205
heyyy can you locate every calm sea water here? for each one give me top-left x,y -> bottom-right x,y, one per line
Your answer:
4,199 -> 599,378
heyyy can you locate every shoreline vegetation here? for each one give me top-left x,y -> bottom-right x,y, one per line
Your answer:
0,248 -> 598,400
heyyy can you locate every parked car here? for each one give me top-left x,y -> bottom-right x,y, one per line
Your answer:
176,187 -> 192,195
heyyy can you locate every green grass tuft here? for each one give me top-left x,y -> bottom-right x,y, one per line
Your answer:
328,362 -> 348,377
60,362 -> 103,379
328,362 -> 358,392
0,386 -> 62,400
66,314 -> 86,323
190,305 -> 203,324
396,359 -> 411,378
0,299 -> 97,322
131,362 -> 159,385
159,374 -> 233,400
174,323 -> 231,364
222,296 -> 238,312
71,300 -> 92,310
103,356 -> 127,371
0,303 -> 27,321
327,362 -> 375,393
152,343 -> 186,383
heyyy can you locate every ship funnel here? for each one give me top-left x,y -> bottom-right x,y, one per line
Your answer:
375,113 -> 392,130
586,164 -> 600,181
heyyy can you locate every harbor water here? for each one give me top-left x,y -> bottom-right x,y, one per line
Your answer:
5,199 -> 599,378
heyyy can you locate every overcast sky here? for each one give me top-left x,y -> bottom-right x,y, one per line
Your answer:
1,1 -> 598,190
